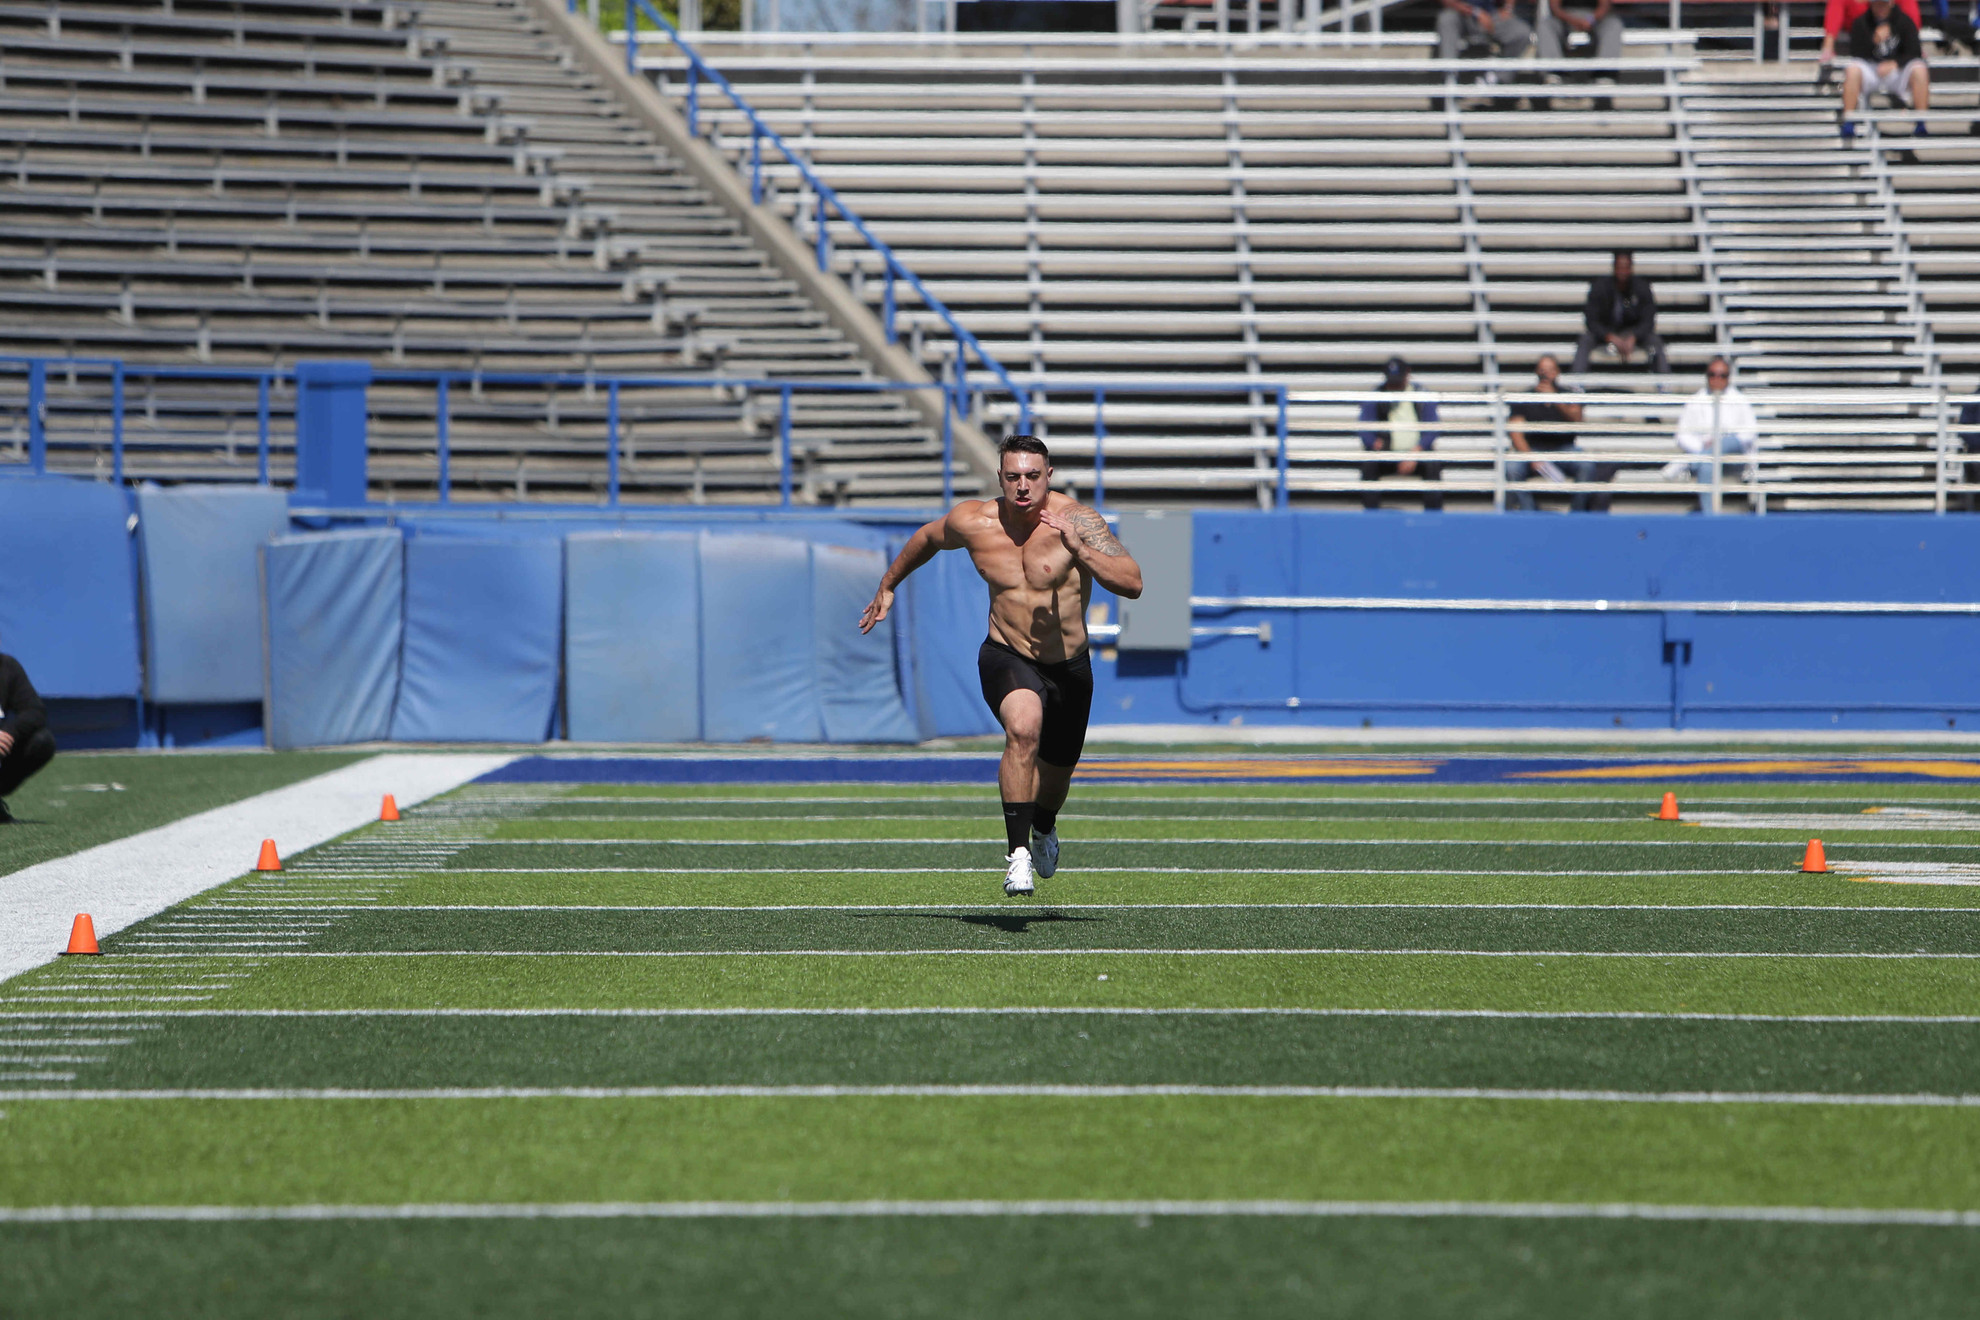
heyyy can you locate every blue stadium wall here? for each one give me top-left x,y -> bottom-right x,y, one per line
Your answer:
5,469 -> 1978,743
1089,512 -> 1980,733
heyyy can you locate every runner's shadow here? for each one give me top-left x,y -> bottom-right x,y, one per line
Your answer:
861,911 -> 1103,936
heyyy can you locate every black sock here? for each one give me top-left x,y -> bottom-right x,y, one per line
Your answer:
1002,801 -> 1034,855
1033,804 -> 1057,836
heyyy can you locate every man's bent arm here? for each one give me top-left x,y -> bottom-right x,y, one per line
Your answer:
859,509 -> 965,632
1056,505 -> 1144,599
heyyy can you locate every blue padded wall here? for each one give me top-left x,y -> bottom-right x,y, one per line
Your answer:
904,547 -> 998,739
813,543 -> 918,743
136,485 -> 291,703
391,536 -> 562,743
564,531 -> 702,742
261,528 -> 403,748
700,533 -> 824,742
0,475 -> 138,698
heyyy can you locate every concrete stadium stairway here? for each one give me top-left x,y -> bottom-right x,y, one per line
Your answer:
1677,65 -> 1944,507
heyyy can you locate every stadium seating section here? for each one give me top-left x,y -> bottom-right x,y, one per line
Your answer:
0,0 -> 942,502
6,0 -> 1980,508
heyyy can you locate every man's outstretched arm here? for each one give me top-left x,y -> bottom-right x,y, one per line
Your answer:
859,508 -> 966,633
1040,503 -> 1144,599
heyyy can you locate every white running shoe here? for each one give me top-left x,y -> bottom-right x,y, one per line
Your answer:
1030,827 -> 1059,879
1003,846 -> 1035,897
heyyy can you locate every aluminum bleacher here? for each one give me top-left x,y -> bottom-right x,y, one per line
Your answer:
0,0 -> 944,502
628,24 -> 1980,511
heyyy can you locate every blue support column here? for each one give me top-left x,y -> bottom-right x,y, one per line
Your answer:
292,360 -> 373,508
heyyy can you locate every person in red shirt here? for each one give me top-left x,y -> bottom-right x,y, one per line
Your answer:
1820,0 -> 1922,62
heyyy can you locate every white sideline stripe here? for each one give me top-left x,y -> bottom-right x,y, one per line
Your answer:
8,1007 -> 1980,1023
0,754 -> 516,985
1,1085 -> 1975,1106
92,949 -> 1980,960
1,1200 -> 1976,1227
198,903 -> 1980,914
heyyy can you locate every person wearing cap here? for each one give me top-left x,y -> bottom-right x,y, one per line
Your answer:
0,650 -> 54,823
1358,358 -> 1443,511
1840,0 -> 1931,160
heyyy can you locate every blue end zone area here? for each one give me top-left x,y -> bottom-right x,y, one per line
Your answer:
478,754 -> 1980,785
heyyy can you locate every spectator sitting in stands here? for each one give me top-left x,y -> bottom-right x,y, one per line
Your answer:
1839,0 -> 1932,161
0,650 -> 54,823
1437,0 -> 1533,92
1573,250 -> 1670,376
1536,0 -> 1623,111
1672,356 -> 1759,512
1359,357 -> 1444,511
1818,0 -> 1922,80
1507,354 -> 1615,511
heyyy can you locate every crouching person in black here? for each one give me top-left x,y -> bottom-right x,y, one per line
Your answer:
0,651 -> 54,822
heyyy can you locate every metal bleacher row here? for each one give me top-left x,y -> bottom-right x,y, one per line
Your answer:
7,0 -> 1980,508
0,0 -> 943,502
639,21 -> 1980,510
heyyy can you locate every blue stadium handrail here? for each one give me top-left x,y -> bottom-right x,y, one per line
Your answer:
604,0 -> 1031,431
0,354 -> 1289,511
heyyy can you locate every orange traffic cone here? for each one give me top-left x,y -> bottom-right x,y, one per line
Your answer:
255,839 -> 282,872
1657,792 -> 1681,821
61,914 -> 100,956
1801,839 -> 1829,874
380,794 -> 400,822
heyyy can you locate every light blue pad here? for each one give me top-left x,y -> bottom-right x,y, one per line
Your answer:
260,528 -> 402,748
390,536 -> 562,743
563,531 -> 702,743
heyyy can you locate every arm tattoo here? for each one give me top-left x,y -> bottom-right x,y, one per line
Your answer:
1068,506 -> 1128,557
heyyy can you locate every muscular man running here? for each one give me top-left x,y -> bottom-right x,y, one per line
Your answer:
859,435 -> 1144,896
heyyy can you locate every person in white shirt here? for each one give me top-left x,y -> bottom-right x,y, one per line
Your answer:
1673,357 -> 1759,512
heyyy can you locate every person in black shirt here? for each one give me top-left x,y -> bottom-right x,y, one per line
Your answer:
1572,250 -> 1669,376
1505,354 -> 1616,511
0,652 -> 54,822
1842,0 -> 1931,162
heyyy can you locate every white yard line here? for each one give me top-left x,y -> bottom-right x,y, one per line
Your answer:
0,753 -> 515,984
7,1007 -> 1978,1023
0,1199 -> 1974,1226
420,837 -> 1980,848
88,948 -> 1980,959
0,1084 -> 1974,1107
193,902 -> 1980,914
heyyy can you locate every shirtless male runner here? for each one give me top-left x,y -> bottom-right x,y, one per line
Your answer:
859,435 -> 1144,897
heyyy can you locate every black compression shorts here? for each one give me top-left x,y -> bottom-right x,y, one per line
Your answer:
977,638 -> 1094,769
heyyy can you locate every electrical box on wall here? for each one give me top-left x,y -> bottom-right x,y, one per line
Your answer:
1114,509 -> 1192,650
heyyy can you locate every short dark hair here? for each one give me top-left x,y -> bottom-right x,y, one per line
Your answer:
999,434 -> 1050,465
1612,249 -> 1634,264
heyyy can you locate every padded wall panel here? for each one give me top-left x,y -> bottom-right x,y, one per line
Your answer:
390,536 -> 562,743
700,534 -> 823,742
137,485 -> 291,703
564,532 -> 701,743
0,475 -> 138,697
813,543 -> 917,743
905,548 -> 998,738
261,529 -> 402,748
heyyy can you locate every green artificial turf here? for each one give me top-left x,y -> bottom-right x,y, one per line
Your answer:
9,769 -> 1980,1314
19,948 -> 1978,1015
0,751 -> 365,876
4,1095 -> 1978,1207
5,1216 -> 1977,1320
53,1012 -> 1980,1094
